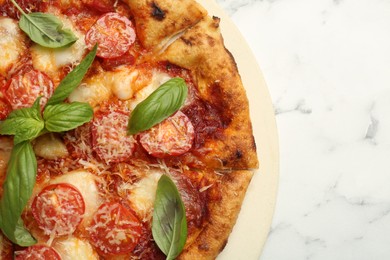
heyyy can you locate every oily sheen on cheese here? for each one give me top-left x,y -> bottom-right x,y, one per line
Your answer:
53,237 -> 98,260
69,68 -> 171,109
0,17 -> 27,77
121,169 -> 163,221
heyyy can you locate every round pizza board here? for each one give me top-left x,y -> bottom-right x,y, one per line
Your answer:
195,1 -> 280,259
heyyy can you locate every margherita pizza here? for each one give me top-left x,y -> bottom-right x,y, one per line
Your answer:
0,0 -> 259,259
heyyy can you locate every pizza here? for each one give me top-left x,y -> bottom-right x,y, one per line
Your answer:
0,0 -> 259,259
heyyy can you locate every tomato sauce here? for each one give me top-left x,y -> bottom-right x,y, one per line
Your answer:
0,1 -> 227,258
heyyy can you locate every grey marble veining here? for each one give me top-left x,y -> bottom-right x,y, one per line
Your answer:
215,0 -> 390,259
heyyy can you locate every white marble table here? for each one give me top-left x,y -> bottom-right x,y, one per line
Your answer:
216,0 -> 390,259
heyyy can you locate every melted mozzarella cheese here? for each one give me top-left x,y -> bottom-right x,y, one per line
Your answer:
53,237 -> 98,260
129,71 -> 171,110
110,68 -> 138,100
50,170 -> 102,227
33,134 -> 69,160
68,75 -> 111,107
69,68 -> 171,108
122,170 -> 163,221
30,16 -> 86,83
0,17 -> 27,77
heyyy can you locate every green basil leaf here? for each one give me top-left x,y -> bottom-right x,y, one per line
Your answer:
46,45 -> 97,106
0,141 -> 37,246
43,102 -> 93,132
18,11 -> 78,48
128,77 -> 188,135
0,98 -> 44,144
152,175 -> 187,260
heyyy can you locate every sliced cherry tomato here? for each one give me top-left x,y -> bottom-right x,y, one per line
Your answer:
2,69 -> 54,110
91,108 -> 136,163
83,0 -> 115,13
139,111 -> 195,158
100,52 -> 135,71
15,245 -> 61,260
88,201 -> 142,255
85,12 -> 136,59
31,183 -> 85,236
0,97 -> 11,120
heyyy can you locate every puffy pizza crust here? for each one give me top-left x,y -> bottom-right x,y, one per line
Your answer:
160,16 -> 259,169
179,170 -> 253,259
123,0 -> 207,51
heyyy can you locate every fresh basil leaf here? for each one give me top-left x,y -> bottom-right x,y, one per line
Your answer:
0,141 -> 37,246
46,45 -> 97,106
18,10 -> 78,48
128,77 -> 188,135
152,175 -> 187,260
0,98 -> 44,144
43,102 -> 93,132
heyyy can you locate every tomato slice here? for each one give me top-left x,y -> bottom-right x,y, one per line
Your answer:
15,245 -> 61,260
88,201 -> 142,255
2,69 -> 54,110
31,183 -> 85,236
100,52 -> 135,71
139,111 -> 195,158
91,108 -> 136,163
0,97 -> 11,120
85,12 -> 136,59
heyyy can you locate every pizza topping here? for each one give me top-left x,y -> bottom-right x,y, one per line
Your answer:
88,201 -> 142,255
0,97 -> 11,120
152,175 -> 187,260
15,245 -> 61,260
169,170 -> 205,228
0,17 -> 28,77
182,99 -> 226,149
0,232 -> 13,259
31,183 -> 85,236
128,77 -> 188,135
53,237 -> 99,259
91,108 -> 136,163
64,123 -> 93,159
83,0 -> 115,13
2,69 -> 54,110
100,52 -> 135,71
0,141 -> 37,246
85,12 -> 136,59
125,170 -> 163,221
46,44 -> 97,106
33,133 -> 69,160
140,111 -> 194,158
50,170 -> 102,226
9,0 -> 78,48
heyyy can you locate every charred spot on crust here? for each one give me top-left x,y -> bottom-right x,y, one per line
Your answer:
219,238 -> 229,252
211,16 -> 220,28
235,150 -> 243,159
181,37 -> 193,46
198,243 -> 210,251
151,2 -> 165,21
